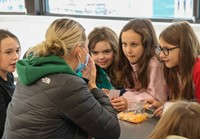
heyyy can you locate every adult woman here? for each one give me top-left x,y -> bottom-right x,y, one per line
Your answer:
111,19 -> 168,112
3,18 -> 120,139
0,29 -> 20,138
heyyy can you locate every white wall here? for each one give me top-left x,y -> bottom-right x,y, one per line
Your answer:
1,15 -> 200,78
1,15 -> 200,57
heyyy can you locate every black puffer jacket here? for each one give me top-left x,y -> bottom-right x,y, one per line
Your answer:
3,73 -> 120,139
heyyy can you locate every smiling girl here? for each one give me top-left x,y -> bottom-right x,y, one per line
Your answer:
0,29 -> 20,138
88,26 -> 121,90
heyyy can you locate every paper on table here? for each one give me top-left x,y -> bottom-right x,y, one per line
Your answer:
108,89 -> 120,99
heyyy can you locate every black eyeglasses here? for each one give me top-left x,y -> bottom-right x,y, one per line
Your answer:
155,45 -> 179,56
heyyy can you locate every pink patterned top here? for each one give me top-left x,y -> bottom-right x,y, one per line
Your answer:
123,56 -> 168,105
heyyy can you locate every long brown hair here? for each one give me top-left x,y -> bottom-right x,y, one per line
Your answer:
88,26 -> 119,87
114,19 -> 158,89
149,100 -> 200,139
159,21 -> 200,100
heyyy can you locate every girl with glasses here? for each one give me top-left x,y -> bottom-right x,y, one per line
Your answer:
0,29 -> 20,138
110,19 -> 168,112
148,21 -> 200,117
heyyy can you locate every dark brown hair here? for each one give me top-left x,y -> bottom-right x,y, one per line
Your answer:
114,19 -> 158,89
0,29 -> 20,48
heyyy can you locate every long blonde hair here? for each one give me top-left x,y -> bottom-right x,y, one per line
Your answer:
26,18 -> 86,57
149,100 -> 200,139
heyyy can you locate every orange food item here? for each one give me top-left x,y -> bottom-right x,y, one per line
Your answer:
118,112 -> 148,123
144,103 -> 151,109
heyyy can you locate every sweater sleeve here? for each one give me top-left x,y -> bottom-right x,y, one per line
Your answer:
57,77 -> 120,139
192,58 -> 200,101
123,57 -> 168,105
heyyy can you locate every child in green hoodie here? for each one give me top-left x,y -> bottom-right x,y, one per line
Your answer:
88,26 -> 123,92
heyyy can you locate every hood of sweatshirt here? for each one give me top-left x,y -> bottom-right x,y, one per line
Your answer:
17,55 -> 77,85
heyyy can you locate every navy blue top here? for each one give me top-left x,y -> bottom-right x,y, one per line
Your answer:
0,73 -> 15,138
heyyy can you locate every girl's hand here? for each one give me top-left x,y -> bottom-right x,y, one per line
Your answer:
153,105 -> 164,117
145,99 -> 163,109
111,96 -> 128,112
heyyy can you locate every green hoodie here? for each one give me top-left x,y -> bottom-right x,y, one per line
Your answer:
17,55 -> 77,85
96,66 -> 114,90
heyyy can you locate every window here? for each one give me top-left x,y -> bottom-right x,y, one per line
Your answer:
0,0 -> 25,13
1,0 -> 199,23
45,0 -> 195,21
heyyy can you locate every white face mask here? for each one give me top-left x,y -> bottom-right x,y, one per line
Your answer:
75,52 -> 89,73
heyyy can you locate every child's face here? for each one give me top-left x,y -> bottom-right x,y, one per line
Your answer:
0,37 -> 20,75
90,41 -> 114,69
121,29 -> 144,64
159,38 -> 179,68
